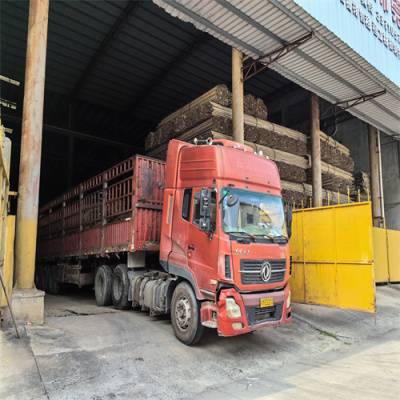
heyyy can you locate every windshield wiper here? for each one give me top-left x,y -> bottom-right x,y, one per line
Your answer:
225,231 -> 256,241
253,234 -> 288,242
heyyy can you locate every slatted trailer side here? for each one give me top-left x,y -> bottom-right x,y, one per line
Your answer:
36,155 -> 165,292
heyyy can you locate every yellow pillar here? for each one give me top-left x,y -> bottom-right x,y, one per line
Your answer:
14,0 -> 49,289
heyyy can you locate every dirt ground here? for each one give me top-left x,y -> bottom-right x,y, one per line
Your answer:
1,285 -> 399,399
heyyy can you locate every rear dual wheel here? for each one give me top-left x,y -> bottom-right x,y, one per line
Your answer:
111,264 -> 131,310
95,265 -> 113,306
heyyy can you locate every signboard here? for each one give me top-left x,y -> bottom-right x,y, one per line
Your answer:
293,0 -> 400,87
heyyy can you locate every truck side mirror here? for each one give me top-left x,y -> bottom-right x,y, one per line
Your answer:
226,194 -> 239,207
286,205 -> 293,239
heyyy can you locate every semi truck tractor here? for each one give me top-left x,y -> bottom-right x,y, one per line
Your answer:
36,138 -> 292,344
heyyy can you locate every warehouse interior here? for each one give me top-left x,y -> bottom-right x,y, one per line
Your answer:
1,0 -> 398,224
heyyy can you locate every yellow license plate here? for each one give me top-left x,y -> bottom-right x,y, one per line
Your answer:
260,297 -> 274,308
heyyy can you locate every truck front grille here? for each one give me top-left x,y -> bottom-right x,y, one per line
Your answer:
239,259 -> 286,285
245,303 -> 283,325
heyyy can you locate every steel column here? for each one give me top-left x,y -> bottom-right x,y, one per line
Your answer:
377,130 -> 385,223
15,0 -> 49,289
369,125 -> 382,226
310,93 -> 322,207
232,47 -> 244,144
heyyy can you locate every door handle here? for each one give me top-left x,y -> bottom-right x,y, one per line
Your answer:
188,245 -> 196,251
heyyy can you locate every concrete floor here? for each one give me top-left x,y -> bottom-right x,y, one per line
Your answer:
1,285 -> 399,400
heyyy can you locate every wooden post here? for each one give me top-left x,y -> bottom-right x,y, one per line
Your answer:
310,93 -> 322,207
232,47 -> 244,144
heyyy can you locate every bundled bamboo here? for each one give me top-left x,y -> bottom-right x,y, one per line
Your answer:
281,180 -> 350,206
309,159 -> 354,194
147,119 -> 215,157
306,131 -> 353,172
243,94 -> 268,120
211,102 -> 307,144
146,102 -> 308,155
354,171 -> 371,194
157,85 -> 232,129
210,132 -> 307,183
319,140 -> 354,172
199,131 -> 352,190
319,130 -> 350,155
292,122 -> 353,170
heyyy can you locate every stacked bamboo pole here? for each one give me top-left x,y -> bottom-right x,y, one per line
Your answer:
146,86 -> 359,206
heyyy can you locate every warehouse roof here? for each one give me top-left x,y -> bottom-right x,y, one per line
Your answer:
154,0 -> 400,138
0,0 -> 291,143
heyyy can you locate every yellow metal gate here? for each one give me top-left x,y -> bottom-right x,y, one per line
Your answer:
0,121 -> 14,308
373,227 -> 400,283
290,202 -> 376,313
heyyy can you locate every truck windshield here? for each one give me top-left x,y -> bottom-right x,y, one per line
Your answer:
221,188 -> 287,239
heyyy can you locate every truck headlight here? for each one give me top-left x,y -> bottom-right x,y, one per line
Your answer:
226,297 -> 242,318
287,290 -> 291,309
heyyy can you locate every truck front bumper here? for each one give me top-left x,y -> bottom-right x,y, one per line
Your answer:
217,285 -> 292,337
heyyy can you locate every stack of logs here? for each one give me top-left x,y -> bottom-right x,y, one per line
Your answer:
146,85 -> 368,207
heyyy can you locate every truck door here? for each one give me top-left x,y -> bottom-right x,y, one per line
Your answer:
169,188 -> 191,270
187,189 -> 219,293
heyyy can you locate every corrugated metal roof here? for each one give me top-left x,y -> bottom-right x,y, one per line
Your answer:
1,0 -> 294,138
2,0 -> 306,202
154,0 -> 400,138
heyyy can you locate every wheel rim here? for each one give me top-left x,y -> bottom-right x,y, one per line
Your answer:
175,295 -> 191,331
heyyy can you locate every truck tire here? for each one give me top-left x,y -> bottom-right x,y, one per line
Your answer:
171,282 -> 204,345
111,264 -> 131,310
35,267 -> 41,290
95,265 -> 113,306
40,266 -> 49,293
48,267 -> 61,295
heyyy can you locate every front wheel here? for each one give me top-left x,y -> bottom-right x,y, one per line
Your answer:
171,282 -> 204,345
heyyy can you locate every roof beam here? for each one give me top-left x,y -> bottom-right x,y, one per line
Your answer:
242,33 -> 313,81
70,1 -> 143,99
271,63 -> 398,137
214,0 -> 398,121
2,114 -> 142,151
268,0 -> 400,103
320,90 -> 387,120
128,32 -> 213,116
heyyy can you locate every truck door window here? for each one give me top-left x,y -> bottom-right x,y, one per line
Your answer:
182,189 -> 192,221
193,190 -> 217,232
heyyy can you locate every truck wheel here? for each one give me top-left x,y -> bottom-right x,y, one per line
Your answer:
48,267 -> 61,295
40,266 -> 49,293
111,264 -> 131,310
171,282 -> 204,345
35,267 -> 41,290
95,265 -> 113,306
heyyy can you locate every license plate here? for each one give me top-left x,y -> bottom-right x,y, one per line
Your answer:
260,297 -> 274,308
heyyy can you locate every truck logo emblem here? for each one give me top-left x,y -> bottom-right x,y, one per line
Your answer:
260,262 -> 272,282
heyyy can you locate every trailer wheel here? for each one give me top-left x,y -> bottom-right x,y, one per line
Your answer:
95,265 -> 113,306
171,282 -> 204,345
111,264 -> 131,310
48,267 -> 61,295
35,267 -> 41,290
40,266 -> 49,293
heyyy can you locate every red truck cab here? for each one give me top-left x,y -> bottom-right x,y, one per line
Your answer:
160,139 -> 292,344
